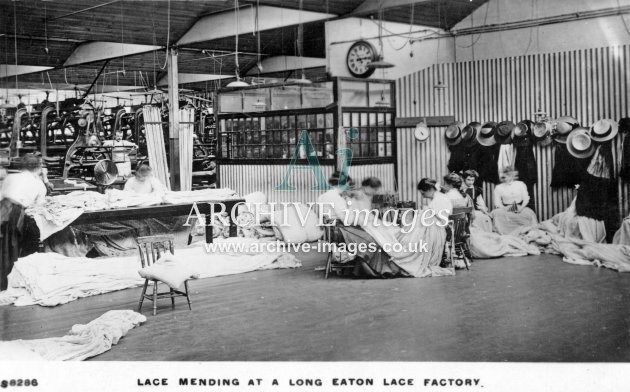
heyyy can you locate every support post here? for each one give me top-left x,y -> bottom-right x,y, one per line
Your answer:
167,48 -> 181,191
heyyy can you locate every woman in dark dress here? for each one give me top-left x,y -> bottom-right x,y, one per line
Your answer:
0,154 -> 48,290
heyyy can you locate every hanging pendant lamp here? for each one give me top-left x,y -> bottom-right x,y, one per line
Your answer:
290,0 -> 312,85
226,0 -> 249,88
369,6 -> 394,70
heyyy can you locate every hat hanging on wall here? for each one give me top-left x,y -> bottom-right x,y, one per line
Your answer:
512,120 -> 533,147
477,121 -> 498,146
566,127 -> 595,159
445,121 -> 465,146
461,122 -> 481,147
553,116 -> 579,144
495,121 -> 515,144
590,119 -> 619,142
532,121 -> 553,146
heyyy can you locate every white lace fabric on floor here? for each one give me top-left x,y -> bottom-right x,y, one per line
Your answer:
0,310 -> 146,361
1,238 -> 301,307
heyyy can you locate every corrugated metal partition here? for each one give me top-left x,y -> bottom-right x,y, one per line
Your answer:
396,45 -> 630,221
220,163 -> 395,203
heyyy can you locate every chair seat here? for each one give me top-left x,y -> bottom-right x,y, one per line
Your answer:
136,235 -> 193,316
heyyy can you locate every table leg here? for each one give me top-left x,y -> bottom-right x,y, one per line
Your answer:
228,201 -> 238,238
204,212 -> 213,244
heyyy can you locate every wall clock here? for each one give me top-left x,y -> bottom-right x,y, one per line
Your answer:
414,122 -> 429,141
346,41 -> 377,78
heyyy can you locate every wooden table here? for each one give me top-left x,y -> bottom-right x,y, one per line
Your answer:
71,199 -> 245,243
48,178 -> 97,195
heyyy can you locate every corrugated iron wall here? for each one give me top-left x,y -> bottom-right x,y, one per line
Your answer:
396,45 -> 629,220
220,163 -> 396,203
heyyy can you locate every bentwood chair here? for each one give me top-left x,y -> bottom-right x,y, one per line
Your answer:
446,207 -> 473,270
137,234 -> 192,316
322,220 -> 355,279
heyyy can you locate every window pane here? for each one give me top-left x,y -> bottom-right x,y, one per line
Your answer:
219,92 -> 242,113
302,83 -> 333,108
271,86 -> 301,110
342,113 -> 351,127
297,114 -> 307,129
377,113 -> 385,126
369,112 -> 377,126
340,81 -> 368,107
368,82 -> 391,107
316,114 -> 325,129
360,113 -> 368,127
360,128 -> 368,141
243,89 -> 269,112
326,113 -> 333,128
352,113 -> 360,127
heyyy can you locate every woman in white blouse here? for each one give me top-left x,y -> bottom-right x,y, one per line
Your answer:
490,166 -> 538,234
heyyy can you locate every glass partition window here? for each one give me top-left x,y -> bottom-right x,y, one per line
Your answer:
218,112 -> 334,160
368,82 -> 392,107
342,111 -> 393,158
340,81 -> 368,107
219,83 -> 334,114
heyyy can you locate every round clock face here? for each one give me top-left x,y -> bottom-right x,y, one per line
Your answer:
346,41 -> 377,78
414,122 -> 429,141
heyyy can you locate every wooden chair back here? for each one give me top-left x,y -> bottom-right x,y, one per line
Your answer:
137,234 -> 175,268
448,212 -> 469,245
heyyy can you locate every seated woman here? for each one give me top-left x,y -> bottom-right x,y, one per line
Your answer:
460,170 -> 493,232
317,171 -> 354,222
441,172 -> 473,208
490,166 -> 538,235
338,178 -> 453,278
462,170 -> 489,213
123,164 -> 165,197
360,177 -> 382,200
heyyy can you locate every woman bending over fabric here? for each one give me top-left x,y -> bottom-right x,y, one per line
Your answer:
460,170 -> 493,232
317,171 -> 355,223
339,178 -> 453,278
123,164 -> 165,197
0,154 -> 48,290
490,166 -> 538,235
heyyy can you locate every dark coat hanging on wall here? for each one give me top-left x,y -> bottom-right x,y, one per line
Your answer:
575,142 -> 619,242
477,144 -> 501,184
550,143 -> 588,188
447,144 -> 466,173
463,143 -> 483,172
514,142 -> 538,212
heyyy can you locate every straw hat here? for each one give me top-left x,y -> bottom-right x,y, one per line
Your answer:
566,128 -> 595,159
477,121 -> 498,147
461,122 -> 481,147
512,120 -> 533,147
495,121 -> 515,144
590,119 -> 619,142
445,121 -> 465,146
555,116 -> 579,135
